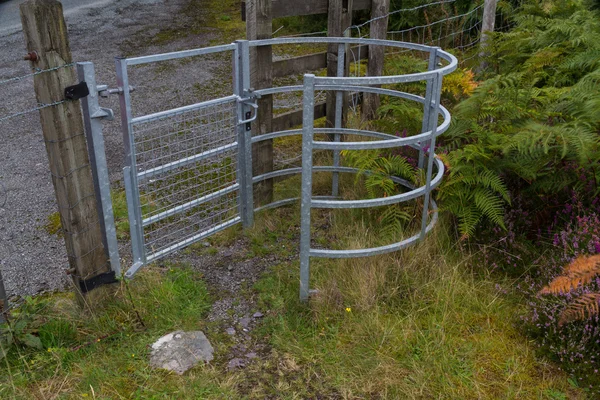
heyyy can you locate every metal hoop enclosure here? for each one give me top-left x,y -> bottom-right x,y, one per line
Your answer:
114,37 -> 457,301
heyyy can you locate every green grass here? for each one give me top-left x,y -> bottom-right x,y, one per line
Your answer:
3,202 -> 586,398
234,205 -> 585,399
0,267 -> 237,399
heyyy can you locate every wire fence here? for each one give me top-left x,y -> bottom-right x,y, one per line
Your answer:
0,61 -> 91,316
0,63 -> 76,123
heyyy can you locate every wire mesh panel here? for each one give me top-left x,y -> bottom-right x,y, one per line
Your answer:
130,99 -> 240,261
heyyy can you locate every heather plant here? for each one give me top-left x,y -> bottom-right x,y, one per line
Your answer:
519,198 -> 600,394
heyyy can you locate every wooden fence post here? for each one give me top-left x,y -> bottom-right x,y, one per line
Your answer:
326,0 -> 354,129
362,0 -> 390,120
246,0 -> 274,205
20,0 -> 113,304
479,0 -> 498,70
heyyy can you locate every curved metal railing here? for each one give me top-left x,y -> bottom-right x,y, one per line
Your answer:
246,38 -> 457,300
117,37 -> 457,299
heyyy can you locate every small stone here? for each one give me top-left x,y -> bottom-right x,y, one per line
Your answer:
202,241 -> 210,247
239,317 -> 251,329
227,357 -> 246,370
227,265 -> 233,271
252,312 -> 264,319
245,352 -> 258,359
225,327 -> 236,335
149,331 -> 214,375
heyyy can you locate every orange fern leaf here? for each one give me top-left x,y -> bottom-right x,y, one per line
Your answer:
558,293 -> 600,327
539,254 -> 600,295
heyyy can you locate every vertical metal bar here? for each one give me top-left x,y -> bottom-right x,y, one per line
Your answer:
418,48 -> 439,169
235,40 -> 254,227
77,62 -> 121,276
420,70 -> 443,239
332,42 -> 345,197
115,57 -> 146,275
300,74 -> 316,302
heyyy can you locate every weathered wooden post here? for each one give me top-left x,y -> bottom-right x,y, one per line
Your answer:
479,0 -> 498,70
246,0 -> 274,205
20,0 -> 114,304
362,0 -> 390,120
326,0 -> 354,129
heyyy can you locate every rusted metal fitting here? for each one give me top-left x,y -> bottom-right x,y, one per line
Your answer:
23,51 -> 39,62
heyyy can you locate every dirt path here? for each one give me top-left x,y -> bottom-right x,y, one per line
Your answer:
0,0 -> 230,298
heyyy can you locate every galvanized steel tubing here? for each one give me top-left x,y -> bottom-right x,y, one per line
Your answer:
115,38 -> 457,298
247,38 -> 457,300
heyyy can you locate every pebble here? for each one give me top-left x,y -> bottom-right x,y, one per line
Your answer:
239,317 -> 251,329
227,358 -> 246,370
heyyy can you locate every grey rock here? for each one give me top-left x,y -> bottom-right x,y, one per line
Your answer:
252,312 -> 264,318
225,327 -> 236,335
245,352 -> 258,359
149,331 -> 214,375
227,357 -> 246,370
239,317 -> 251,329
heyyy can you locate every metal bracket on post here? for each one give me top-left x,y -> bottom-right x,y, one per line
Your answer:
91,107 -> 115,121
76,61 -> 122,277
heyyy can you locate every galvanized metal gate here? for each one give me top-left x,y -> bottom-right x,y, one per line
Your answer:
115,42 -> 255,279
101,37 -> 457,299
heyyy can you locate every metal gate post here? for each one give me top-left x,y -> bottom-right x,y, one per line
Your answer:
420,69 -> 443,239
77,62 -> 121,276
115,57 -> 146,277
300,74 -> 317,302
418,48 -> 439,170
332,42 -> 346,197
235,40 -> 254,228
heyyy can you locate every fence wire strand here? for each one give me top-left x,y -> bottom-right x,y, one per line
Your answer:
0,63 -> 75,86
0,62 -> 76,122
0,59 -> 110,308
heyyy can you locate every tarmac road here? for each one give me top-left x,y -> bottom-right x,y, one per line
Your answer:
0,0 -> 118,35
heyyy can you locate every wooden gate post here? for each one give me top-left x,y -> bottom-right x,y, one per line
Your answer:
326,0 -> 354,129
246,0 -> 274,205
20,0 -> 113,304
479,0 -> 498,71
362,0 -> 390,120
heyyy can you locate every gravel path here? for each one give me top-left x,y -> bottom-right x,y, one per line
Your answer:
0,0 -> 229,298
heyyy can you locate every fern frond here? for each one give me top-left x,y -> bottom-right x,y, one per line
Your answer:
539,255 -> 600,294
558,293 -> 600,327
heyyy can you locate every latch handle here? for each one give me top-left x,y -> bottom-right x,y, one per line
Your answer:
238,101 -> 258,125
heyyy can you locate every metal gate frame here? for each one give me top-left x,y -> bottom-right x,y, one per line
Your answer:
115,41 -> 256,279
86,37 -> 457,300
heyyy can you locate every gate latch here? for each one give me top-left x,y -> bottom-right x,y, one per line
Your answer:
238,88 -> 260,131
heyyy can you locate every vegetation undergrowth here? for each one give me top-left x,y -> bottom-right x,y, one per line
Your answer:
2,190 -> 585,399
238,203 -> 583,398
0,267 -> 236,399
